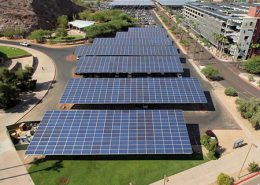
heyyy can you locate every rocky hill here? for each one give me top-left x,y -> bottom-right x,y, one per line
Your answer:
0,0 -> 84,32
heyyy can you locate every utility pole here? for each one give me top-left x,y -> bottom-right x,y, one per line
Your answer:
238,143 -> 257,179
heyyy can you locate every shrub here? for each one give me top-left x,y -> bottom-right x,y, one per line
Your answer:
248,161 -> 259,173
28,29 -> 51,43
236,98 -> 260,129
217,173 -> 233,185
200,134 -> 217,152
207,151 -> 217,160
55,28 -> 68,38
0,27 -> 25,38
243,56 -> 260,75
248,75 -> 255,82
225,87 -> 238,97
201,66 -> 219,79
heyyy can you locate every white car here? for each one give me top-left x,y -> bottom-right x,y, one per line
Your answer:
20,42 -> 30,47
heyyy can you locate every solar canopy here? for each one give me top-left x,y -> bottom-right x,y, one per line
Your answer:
110,0 -> 155,6
60,78 -> 207,104
26,110 -> 192,155
74,45 -> 179,57
157,0 -> 197,6
92,38 -> 173,46
76,56 -> 183,74
116,31 -> 167,38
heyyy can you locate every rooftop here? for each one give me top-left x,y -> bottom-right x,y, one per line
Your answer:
68,20 -> 95,29
185,2 -> 254,21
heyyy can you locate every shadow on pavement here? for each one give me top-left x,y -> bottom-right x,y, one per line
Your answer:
0,160 -> 63,181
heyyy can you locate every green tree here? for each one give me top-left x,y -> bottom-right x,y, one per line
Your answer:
55,28 -> 68,38
201,66 -> 219,79
28,29 -> 51,43
0,82 -> 19,108
243,56 -> 260,74
15,67 -> 35,92
57,15 -> 68,28
248,161 -> 259,173
225,87 -> 238,97
0,27 -> 25,38
0,67 -> 16,84
217,173 -> 233,185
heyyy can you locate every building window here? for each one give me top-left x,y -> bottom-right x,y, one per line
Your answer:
250,22 -> 253,26
244,36 -> 249,40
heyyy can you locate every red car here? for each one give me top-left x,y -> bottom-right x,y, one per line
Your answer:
206,130 -> 218,146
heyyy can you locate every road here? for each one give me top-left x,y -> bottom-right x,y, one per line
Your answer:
0,40 -> 76,121
156,9 -> 260,99
192,44 -> 260,99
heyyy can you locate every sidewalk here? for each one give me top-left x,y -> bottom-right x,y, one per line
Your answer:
151,145 -> 260,185
0,44 -> 56,185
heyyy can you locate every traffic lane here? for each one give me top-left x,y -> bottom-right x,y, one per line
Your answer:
191,42 -> 260,99
182,55 -> 239,131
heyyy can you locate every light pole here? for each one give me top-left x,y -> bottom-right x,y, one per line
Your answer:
238,143 -> 257,179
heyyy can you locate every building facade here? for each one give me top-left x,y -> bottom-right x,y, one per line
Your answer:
183,2 -> 259,60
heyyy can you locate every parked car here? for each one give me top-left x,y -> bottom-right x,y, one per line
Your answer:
205,130 -> 218,146
19,42 -> 30,47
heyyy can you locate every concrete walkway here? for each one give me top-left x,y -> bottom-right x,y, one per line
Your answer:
151,145 -> 260,185
0,44 -> 56,185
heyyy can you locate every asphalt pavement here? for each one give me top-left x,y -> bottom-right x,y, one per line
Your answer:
0,40 -> 76,121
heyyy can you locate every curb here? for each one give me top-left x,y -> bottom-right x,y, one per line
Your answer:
15,52 -> 57,124
234,172 -> 260,185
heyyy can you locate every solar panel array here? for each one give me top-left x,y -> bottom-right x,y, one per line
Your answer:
74,45 -> 179,57
157,0 -> 196,6
116,31 -> 167,38
26,110 -> 192,155
93,38 -> 173,46
75,56 -> 183,74
110,0 -> 155,6
26,27 -> 206,156
60,78 -> 207,104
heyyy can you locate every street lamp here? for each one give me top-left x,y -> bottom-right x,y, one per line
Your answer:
238,143 -> 258,179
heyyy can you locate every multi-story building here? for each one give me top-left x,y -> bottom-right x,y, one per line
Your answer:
183,2 -> 259,60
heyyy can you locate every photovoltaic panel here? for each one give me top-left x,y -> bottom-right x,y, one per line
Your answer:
157,0 -> 196,6
75,56 -> 183,74
60,78 -> 207,104
128,27 -> 167,35
26,110 -> 192,155
74,45 -> 179,57
116,31 -> 167,38
128,27 -> 165,32
92,38 -> 173,46
110,0 -> 155,6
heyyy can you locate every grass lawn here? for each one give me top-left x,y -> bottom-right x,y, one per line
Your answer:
29,155 -> 208,185
51,35 -> 85,42
0,46 -> 31,58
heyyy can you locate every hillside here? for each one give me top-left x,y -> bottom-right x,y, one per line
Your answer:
0,0 -> 84,32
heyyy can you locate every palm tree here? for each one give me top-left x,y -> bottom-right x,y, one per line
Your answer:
249,43 -> 260,57
214,33 -> 229,54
